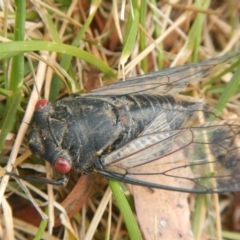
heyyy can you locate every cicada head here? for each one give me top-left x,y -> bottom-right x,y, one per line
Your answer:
28,99 -> 72,174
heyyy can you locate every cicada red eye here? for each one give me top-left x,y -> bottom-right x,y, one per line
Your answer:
35,99 -> 48,110
54,157 -> 71,174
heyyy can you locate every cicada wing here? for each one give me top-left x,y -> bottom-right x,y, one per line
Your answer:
99,120 -> 240,193
89,52 -> 240,96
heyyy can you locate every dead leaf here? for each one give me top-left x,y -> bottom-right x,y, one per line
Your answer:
133,186 -> 193,240
132,151 -> 194,240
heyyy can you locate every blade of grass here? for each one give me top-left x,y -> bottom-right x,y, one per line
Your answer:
34,207 -> 49,240
0,0 -> 25,153
192,194 -> 206,239
188,0 -> 210,61
0,51 -> 22,60
203,57 -> 240,86
214,64 -> 240,112
222,231 -> 240,240
49,0 -> 102,101
108,180 -> 143,240
139,0 -> 147,72
119,2 -> 140,70
0,41 -> 115,79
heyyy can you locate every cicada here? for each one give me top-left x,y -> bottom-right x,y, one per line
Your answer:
26,52 -> 240,194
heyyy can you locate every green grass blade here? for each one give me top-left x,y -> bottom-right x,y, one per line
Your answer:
139,0 -> 147,72
192,194 -> 205,239
108,180 -> 143,240
0,41 -> 115,79
214,64 -> 240,112
0,91 -> 22,152
0,52 -> 22,60
119,4 -> 140,68
49,0 -> 102,100
0,0 -> 25,153
188,0 -> 210,61
222,231 -> 240,240
34,207 -> 48,240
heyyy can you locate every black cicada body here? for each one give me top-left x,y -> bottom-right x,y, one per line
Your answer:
27,52 -> 240,194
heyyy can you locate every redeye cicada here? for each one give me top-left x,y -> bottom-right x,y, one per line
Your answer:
21,52 -> 240,194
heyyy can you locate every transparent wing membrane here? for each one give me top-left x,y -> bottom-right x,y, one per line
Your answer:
100,119 -> 240,193
90,52 -> 240,95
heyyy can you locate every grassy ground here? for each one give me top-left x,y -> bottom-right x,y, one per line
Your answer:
1,0 -> 240,239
